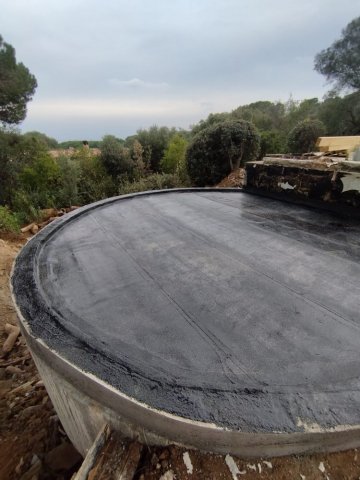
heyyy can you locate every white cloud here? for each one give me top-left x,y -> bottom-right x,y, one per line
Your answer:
108,78 -> 169,89
2,0 -> 359,139
27,98 -> 200,118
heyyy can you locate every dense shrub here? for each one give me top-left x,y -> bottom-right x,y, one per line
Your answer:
11,191 -> 41,224
119,173 -> 188,195
23,131 -> 58,149
76,148 -> 116,204
287,119 -> 326,154
135,126 -> 177,172
100,135 -> 135,179
54,155 -> 80,207
258,130 -> 286,158
160,134 -> 188,174
186,119 -> 260,186
18,152 -> 60,209
0,206 -> 20,233
0,130 -> 42,206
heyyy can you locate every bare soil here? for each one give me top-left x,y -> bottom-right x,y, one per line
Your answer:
1,234 -> 360,479
0,235 -> 81,480
216,168 -> 245,188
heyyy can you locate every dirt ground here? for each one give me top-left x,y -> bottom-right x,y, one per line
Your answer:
216,168 -> 245,188
1,234 -> 360,479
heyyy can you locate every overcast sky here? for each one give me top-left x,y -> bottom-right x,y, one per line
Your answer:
1,0 -> 358,141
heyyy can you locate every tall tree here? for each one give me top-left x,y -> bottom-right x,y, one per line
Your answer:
23,131 -> 58,149
161,134 -> 188,174
100,135 -> 134,179
136,125 -> 176,172
0,35 -> 37,124
287,119 -> 326,154
191,112 -> 231,136
186,120 -> 260,186
314,17 -> 360,91
232,101 -> 285,131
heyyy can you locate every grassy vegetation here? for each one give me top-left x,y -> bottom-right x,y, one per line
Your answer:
0,207 -> 20,234
0,129 -> 191,233
1,90 -> 358,234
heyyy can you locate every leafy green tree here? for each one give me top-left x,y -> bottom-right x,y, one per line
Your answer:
75,147 -> 116,204
23,131 -> 58,149
18,151 -> 60,208
9,143 -> 60,223
131,139 -> 146,177
161,134 -> 188,173
287,119 -> 326,154
258,130 -> 286,158
232,101 -> 285,131
186,119 -> 260,186
0,35 -> 37,124
0,129 -> 47,206
191,112 -> 231,136
135,125 -> 176,172
55,155 -> 80,207
314,17 -> 360,91
284,98 -> 320,132
318,91 -> 360,135
100,135 -> 134,179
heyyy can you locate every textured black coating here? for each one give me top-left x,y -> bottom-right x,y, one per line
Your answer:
12,190 -> 360,432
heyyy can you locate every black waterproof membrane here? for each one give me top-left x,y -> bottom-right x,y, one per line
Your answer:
12,190 -> 360,432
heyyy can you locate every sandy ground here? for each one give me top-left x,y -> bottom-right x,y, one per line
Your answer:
1,234 -> 360,479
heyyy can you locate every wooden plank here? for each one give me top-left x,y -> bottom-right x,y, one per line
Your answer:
316,136 -> 360,152
73,424 -> 110,480
74,424 -> 143,480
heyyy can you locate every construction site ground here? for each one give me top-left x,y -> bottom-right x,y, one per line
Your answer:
1,234 -> 360,479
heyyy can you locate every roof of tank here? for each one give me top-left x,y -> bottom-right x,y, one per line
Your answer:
11,189 -> 360,432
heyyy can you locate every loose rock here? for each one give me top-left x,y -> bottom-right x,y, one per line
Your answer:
45,442 -> 82,472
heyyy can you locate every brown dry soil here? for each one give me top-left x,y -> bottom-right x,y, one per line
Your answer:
1,234 -> 360,480
216,168 -> 245,188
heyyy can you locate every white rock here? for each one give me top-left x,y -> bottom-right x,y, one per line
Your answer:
160,470 -> 175,480
278,181 -> 296,190
319,461 -> 326,473
225,454 -> 246,479
183,452 -> 193,475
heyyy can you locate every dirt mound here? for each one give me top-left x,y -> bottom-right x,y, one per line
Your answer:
217,168 -> 245,188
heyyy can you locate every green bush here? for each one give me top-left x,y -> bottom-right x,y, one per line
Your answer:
186,119 -> 260,186
119,173 -> 188,195
18,152 -> 60,209
12,190 -> 41,224
0,206 -> 20,233
287,119 -> 326,154
100,135 -> 135,179
55,155 -> 80,207
135,126 -> 177,172
76,148 -> 116,204
160,134 -> 188,174
258,130 -> 286,158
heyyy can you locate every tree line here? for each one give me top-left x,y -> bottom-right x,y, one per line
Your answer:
0,16 -> 359,232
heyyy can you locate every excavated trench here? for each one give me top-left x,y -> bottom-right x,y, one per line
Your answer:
11,189 -> 360,457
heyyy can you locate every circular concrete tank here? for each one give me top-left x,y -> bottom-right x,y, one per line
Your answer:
11,189 -> 360,457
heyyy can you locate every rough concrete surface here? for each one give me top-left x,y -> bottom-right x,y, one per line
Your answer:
245,159 -> 360,215
11,190 -> 360,438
